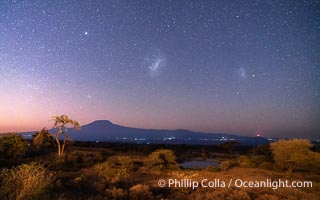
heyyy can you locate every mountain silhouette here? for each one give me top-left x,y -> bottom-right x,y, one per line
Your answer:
59,120 -> 269,145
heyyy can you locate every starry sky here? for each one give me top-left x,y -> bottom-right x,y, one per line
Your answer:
0,0 -> 319,139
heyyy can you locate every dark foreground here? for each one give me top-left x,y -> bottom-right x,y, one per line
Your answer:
0,138 -> 319,200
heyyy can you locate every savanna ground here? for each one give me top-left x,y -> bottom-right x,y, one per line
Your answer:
0,134 -> 320,200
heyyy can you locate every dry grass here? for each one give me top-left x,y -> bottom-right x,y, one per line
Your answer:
0,162 -> 51,200
54,148 -> 320,199
2,143 -> 318,199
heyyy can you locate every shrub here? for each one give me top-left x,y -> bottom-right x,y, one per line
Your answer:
105,187 -> 127,199
250,155 -> 269,167
220,160 -> 237,171
0,162 -> 51,200
147,149 -> 179,172
74,169 -> 106,194
250,144 -> 272,158
64,151 -> 103,169
93,156 -> 134,183
0,133 -> 27,166
270,139 -> 319,173
237,155 -> 255,168
219,141 -> 240,154
129,184 -> 152,200
32,128 -> 54,148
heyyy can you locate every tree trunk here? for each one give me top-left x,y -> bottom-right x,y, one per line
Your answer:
56,127 -> 62,156
55,135 -> 61,156
61,138 -> 67,155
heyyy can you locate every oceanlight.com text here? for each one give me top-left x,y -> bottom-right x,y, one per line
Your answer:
158,178 -> 312,190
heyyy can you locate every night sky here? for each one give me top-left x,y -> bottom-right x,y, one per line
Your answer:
1,0 -> 319,139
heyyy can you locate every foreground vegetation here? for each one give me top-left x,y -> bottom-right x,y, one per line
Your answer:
0,133 -> 319,199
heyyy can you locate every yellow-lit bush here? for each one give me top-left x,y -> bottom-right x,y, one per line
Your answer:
0,162 -> 51,200
270,139 -> 319,173
146,149 -> 179,172
93,155 -> 134,183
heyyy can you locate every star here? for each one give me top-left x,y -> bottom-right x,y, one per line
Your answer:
0,0 -> 318,140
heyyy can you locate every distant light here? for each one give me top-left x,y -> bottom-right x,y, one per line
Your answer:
84,31 -> 88,35
256,132 -> 261,137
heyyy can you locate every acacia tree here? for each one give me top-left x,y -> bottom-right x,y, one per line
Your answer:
52,115 -> 80,156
